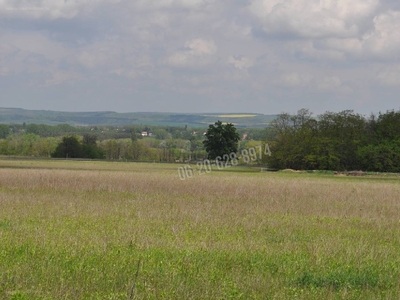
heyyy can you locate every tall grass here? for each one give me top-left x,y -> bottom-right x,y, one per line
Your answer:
0,160 -> 399,299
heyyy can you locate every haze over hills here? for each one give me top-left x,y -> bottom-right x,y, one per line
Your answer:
0,108 -> 277,128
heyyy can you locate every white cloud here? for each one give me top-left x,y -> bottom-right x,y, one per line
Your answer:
185,39 -> 217,55
280,72 -> 313,87
44,70 -> 84,86
279,72 -> 342,91
0,31 -> 67,75
377,65 -> 400,86
228,56 -> 254,70
363,10 -> 400,58
316,76 -> 342,91
0,0 -> 399,114
294,10 -> 400,61
133,0 -> 215,10
77,51 -> 100,69
287,40 -> 347,61
317,38 -> 363,58
75,41 -> 122,70
0,0 -> 119,19
249,0 -> 379,38
166,38 -> 217,67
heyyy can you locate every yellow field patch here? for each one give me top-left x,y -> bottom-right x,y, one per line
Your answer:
205,114 -> 257,118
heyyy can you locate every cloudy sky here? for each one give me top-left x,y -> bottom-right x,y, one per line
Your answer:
0,0 -> 399,115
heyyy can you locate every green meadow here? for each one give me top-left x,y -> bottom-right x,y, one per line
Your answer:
0,160 -> 400,299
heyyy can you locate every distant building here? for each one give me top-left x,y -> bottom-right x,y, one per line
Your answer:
242,133 -> 248,140
141,131 -> 152,137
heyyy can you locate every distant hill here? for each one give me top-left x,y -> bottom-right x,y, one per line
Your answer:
0,108 -> 277,128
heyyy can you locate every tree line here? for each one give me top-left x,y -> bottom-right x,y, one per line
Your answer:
2,108 -> 400,173
0,133 -> 208,162
0,125 -> 212,162
0,122 -> 265,162
264,109 -> 400,172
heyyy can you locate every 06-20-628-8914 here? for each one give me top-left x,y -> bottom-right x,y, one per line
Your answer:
178,144 -> 271,180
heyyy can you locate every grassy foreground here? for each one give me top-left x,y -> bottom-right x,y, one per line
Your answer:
1,160 -> 400,299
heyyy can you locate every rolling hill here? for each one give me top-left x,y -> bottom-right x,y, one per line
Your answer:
0,108 -> 277,128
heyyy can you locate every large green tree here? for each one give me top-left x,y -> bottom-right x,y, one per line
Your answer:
52,136 -> 83,158
203,121 -> 240,160
0,124 -> 10,139
82,134 -> 104,159
52,135 -> 104,159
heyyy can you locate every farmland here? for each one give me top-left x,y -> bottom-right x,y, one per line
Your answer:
1,160 -> 400,299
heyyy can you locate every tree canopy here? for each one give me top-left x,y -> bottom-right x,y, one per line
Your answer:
52,135 -> 104,159
265,109 -> 400,172
203,121 -> 240,160
0,124 -> 10,139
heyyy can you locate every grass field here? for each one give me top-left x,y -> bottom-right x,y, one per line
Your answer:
1,160 -> 400,299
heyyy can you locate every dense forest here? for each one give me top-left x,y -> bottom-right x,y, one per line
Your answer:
264,109 -> 400,172
1,108 -> 400,172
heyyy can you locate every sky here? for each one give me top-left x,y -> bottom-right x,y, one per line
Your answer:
0,0 -> 399,115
